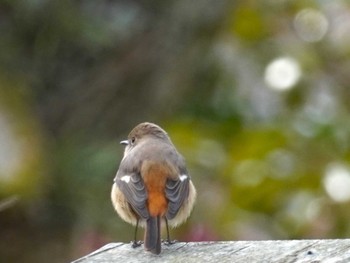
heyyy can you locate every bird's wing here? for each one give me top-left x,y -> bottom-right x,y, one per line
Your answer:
114,163 -> 149,219
165,173 -> 190,219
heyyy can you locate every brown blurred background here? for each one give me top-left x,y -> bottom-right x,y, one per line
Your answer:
1,1 -> 350,262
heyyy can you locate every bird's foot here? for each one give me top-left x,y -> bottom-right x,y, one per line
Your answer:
162,239 -> 177,246
131,240 -> 143,248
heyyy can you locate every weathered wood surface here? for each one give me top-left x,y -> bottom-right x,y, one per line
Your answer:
72,239 -> 350,263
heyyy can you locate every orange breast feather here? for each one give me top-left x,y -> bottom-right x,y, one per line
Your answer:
142,161 -> 170,217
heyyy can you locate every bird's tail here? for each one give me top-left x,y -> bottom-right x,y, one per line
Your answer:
144,216 -> 161,254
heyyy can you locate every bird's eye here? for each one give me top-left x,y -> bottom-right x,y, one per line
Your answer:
131,137 -> 136,145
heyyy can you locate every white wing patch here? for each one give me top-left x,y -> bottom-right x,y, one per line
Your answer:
179,174 -> 188,182
120,175 -> 131,183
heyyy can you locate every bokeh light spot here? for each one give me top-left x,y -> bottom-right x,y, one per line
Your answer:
233,159 -> 266,187
323,163 -> 350,203
264,57 -> 301,91
294,8 -> 329,42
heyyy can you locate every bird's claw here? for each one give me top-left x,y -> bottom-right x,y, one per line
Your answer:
162,239 -> 177,246
131,240 -> 143,248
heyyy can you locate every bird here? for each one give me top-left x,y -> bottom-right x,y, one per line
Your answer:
111,122 -> 196,254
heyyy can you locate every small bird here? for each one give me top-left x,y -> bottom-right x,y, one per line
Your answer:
111,122 -> 196,254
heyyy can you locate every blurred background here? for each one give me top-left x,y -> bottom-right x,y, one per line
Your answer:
1,0 -> 350,262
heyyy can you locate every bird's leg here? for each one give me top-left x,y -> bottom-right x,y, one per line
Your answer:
163,218 -> 177,246
131,219 -> 143,248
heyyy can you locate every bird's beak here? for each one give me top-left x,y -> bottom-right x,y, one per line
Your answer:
120,140 -> 129,146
